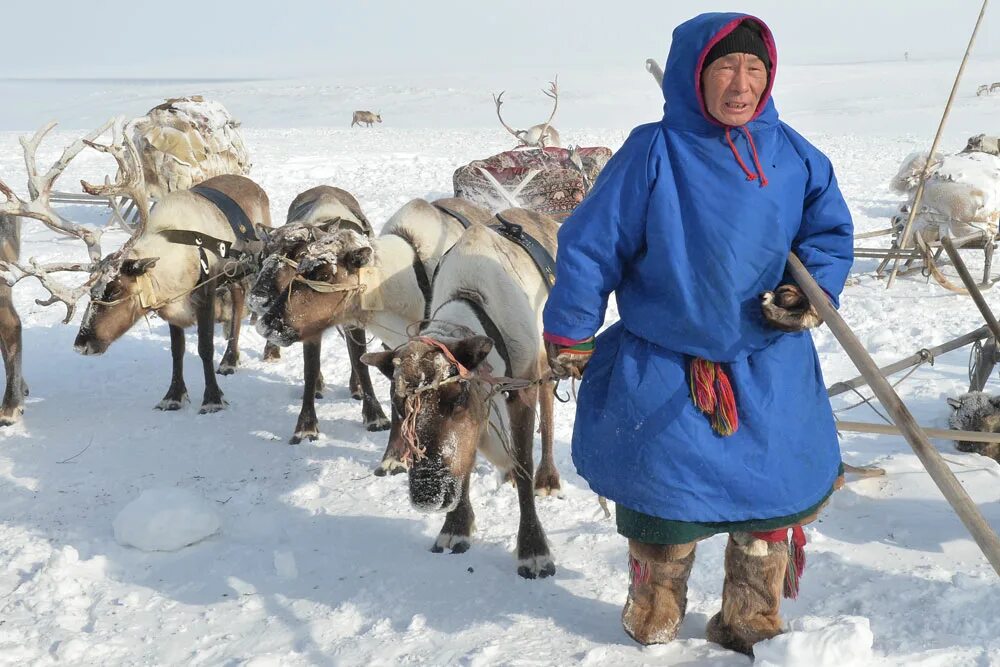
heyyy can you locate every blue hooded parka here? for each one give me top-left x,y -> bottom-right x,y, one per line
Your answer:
542,13 -> 854,523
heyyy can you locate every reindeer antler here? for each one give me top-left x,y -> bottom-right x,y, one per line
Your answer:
493,91 -> 526,144
0,119 -> 114,262
535,76 -> 559,149
81,117 -> 150,260
0,117 -> 144,323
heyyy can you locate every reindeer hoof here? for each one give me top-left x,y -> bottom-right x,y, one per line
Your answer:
432,533 -> 472,554
198,400 -> 228,414
216,363 -> 237,376
365,415 -> 391,432
517,555 -> 556,580
533,470 -> 563,497
374,457 -> 407,476
289,430 -> 319,445
155,396 -> 189,411
351,389 -> 364,401
0,408 -> 24,427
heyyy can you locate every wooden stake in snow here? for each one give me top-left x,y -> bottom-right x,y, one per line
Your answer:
887,0 -> 990,288
788,252 -> 1000,576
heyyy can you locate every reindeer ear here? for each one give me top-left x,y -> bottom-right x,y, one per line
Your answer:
122,257 -> 159,276
451,335 -> 494,370
361,350 -> 395,378
344,247 -> 373,271
947,397 -> 963,410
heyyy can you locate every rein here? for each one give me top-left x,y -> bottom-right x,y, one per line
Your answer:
91,257 -> 251,311
276,254 -> 369,296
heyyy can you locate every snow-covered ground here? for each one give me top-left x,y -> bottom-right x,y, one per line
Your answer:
2,56 -> 1000,665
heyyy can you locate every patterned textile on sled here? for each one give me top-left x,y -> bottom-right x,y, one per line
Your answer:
453,146 -> 612,221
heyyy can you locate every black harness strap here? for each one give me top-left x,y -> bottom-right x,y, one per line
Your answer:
190,185 -> 259,246
433,202 -> 474,230
387,231 -> 433,321
490,213 -> 557,289
445,295 -> 513,379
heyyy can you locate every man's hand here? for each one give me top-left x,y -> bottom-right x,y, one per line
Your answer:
760,284 -> 823,332
545,337 -> 595,380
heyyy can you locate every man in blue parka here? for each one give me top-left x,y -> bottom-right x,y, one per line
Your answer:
542,13 -> 853,656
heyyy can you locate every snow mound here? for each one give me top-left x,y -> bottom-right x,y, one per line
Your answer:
754,615 -> 875,667
113,487 -> 221,552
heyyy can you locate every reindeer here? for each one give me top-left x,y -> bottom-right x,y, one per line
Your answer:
248,185 -> 392,435
73,130 -> 274,413
0,119 -> 130,426
360,209 -> 561,577
493,77 -> 561,149
948,392 -> 1000,461
991,82 -> 1000,93
978,84 -> 990,96
251,197 -> 493,444
351,111 -> 382,128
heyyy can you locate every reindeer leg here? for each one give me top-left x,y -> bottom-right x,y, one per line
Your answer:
374,401 -> 409,476
291,339 -> 322,444
156,324 -> 189,410
432,471 -> 475,554
345,326 -> 389,431
0,288 -> 25,426
197,289 -> 227,413
217,283 -> 243,375
534,380 -> 562,496
372,351 -> 407,476
507,387 -> 555,579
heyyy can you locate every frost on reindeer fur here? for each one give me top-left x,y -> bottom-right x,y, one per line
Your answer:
296,229 -> 370,273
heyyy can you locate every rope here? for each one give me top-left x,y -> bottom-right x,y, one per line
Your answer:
834,351 -> 933,424
91,256 -> 251,311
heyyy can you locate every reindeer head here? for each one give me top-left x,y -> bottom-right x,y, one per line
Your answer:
74,256 -> 159,355
376,112 -> 383,123
253,228 -> 373,346
362,335 -> 495,512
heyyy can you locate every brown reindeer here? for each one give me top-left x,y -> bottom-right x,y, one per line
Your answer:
493,77 -> 561,148
248,185 -> 391,436
351,111 -> 382,128
74,173 -> 273,413
360,209 -> 561,578
251,197 -> 492,444
0,215 -> 25,425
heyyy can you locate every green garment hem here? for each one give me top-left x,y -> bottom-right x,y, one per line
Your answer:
616,467 -> 842,545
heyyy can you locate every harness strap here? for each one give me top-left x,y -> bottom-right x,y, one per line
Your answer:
433,202 -> 474,229
190,185 -> 259,245
447,295 -> 513,378
490,213 -> 557,289
386,231 -> 433,321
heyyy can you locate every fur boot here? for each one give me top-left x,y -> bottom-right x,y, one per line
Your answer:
621,539 -> 696,645
706,532 -> 786,656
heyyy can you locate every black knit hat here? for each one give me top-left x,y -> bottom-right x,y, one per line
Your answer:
704,21 -> 771,74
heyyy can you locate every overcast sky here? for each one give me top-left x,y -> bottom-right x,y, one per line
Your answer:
3,1 -> 996,79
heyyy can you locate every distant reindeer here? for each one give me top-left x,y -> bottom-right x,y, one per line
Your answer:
991,82 -> 1000,93
978,84 -> 990,96
493,77 -> 561,149
351,111 -> 382,128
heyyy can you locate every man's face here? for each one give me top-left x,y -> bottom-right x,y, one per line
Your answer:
701,53 -> 768,126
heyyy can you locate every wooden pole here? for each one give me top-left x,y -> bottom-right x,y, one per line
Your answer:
940,237 -> 1000,341
827,326 -> 990,397
887,0 -> 990,288
837,420 -> 1000,444
788,253 -> 1000,575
